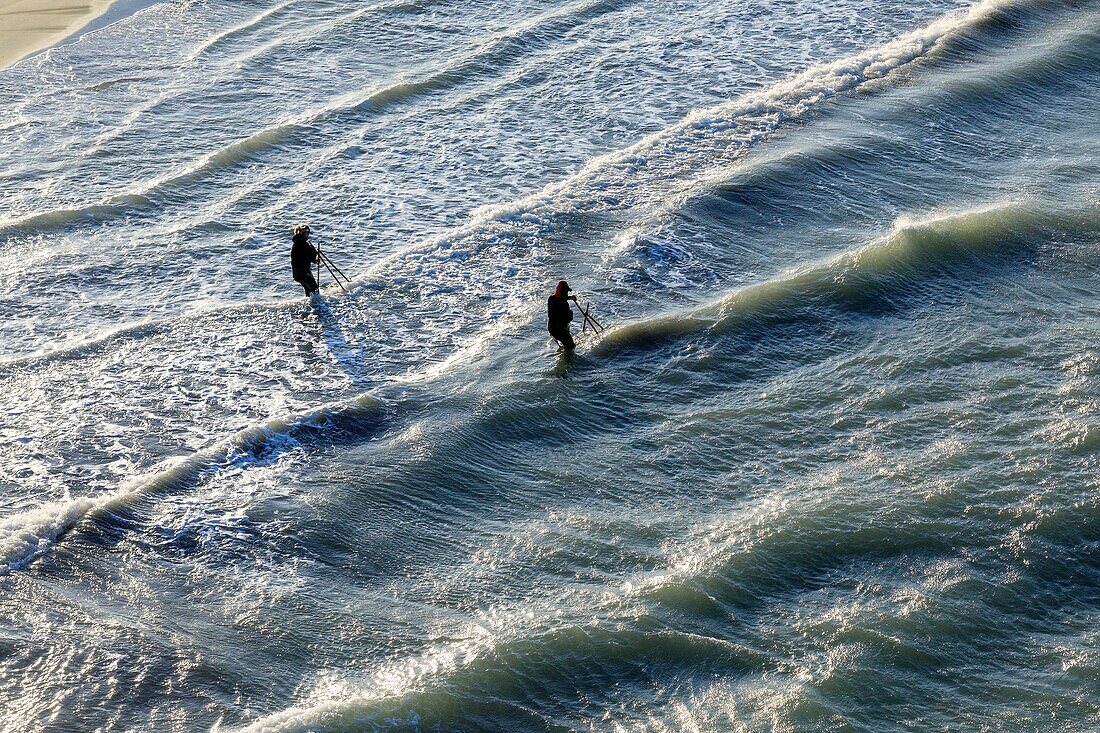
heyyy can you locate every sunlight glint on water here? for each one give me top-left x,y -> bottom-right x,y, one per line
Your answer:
1,0 -> 1098,730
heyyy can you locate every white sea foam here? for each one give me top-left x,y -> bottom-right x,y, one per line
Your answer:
0,0 -> 631,240
4,0 -> 1098,728
593,199 -> 1084,353
0,0 -> 1043,576
359,0 -> 1026,280
0,392 -> 384,573
0,498 -> 98,573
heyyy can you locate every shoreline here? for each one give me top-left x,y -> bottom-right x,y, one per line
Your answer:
0,0 -> 165,70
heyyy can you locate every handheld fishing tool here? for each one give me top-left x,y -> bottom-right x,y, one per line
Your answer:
573,296 -> 605,334
314,240 -> 353,293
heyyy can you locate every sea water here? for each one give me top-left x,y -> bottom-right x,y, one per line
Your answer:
0,0 -> 1098,730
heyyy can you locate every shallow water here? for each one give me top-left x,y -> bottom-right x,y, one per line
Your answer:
1,0 -> 1098,730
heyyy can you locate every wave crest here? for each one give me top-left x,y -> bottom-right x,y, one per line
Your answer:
0,393 -> 386,574
595,201 -> 1095,355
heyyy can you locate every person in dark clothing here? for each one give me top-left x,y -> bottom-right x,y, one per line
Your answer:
291,224 -> 319,295
547,280 -> 576,350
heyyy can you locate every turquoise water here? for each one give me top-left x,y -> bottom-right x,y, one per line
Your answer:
1,0 -> 1098,730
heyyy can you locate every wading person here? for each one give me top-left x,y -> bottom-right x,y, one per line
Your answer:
291,224 -> 319,296
547,280 -> 576,350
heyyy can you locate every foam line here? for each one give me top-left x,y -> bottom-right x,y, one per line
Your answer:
0,0 -> 630,241
0,498 -> 98,573
186,0 -> 305,60
225,621 -> 764,732
0,393 -> 385,574
594,200 -> 1098,355
357,0 -> 1034,280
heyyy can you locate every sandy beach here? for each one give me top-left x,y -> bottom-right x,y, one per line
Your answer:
0,0 -> 115,68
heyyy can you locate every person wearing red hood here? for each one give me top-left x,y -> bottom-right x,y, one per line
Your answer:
547,280 -> 577,350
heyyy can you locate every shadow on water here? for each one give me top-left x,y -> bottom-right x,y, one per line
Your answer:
309,293 -> 375,388
30,293 -> 404,569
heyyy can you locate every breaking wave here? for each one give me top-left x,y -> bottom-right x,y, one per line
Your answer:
0,0 -> 1022,243
228,620 -> 766,733
0,393 -> 386,574
362,0 -> 1041,275
594,200 -> 1098,355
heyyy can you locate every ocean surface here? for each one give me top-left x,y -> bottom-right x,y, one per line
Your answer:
1,0 -> 1098,730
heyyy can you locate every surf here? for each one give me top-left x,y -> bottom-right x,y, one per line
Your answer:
0,392 -> 387,574
593,199 -> 1098,356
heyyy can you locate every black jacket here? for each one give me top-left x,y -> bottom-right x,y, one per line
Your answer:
547,295 -> 573,331
291,233 -> 317,274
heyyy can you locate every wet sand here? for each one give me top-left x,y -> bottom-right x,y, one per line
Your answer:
0,0 -> 115,68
